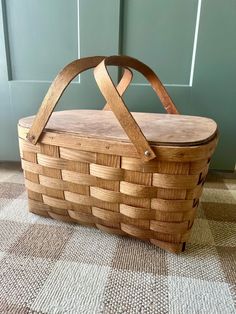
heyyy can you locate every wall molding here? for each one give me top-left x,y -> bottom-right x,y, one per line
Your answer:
3,0 -> 81,84
131,0 -> 202,88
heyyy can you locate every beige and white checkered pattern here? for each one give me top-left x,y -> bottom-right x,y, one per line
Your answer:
0,163 -> 235,314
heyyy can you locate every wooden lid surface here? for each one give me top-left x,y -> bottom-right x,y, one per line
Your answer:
19,110 -> 217,146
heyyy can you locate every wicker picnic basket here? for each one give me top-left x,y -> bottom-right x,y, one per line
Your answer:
18,55 -> 218,253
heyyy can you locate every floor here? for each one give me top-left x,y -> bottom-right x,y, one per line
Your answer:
0,163 -> 235,314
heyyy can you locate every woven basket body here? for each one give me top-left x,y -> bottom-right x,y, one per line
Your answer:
18,56 -> 218,253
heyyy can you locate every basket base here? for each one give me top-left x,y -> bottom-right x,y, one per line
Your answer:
29,206 -> 187,254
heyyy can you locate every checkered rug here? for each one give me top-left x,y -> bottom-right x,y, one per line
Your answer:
0,163 -> 235,314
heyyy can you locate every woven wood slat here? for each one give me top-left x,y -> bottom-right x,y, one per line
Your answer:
18,55 -> 218,253
19,135 -> 216,253
19,125 -> 218,162
23,151 -> 42,202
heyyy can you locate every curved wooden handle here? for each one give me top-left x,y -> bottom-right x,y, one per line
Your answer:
95,55 -> 179,114
94,55 -> 179,162
103,67 -> 133,110
27,55 -> 175,162
27,56 -> 133,145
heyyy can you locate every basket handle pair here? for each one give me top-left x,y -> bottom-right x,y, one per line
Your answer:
27,55 -> 179,162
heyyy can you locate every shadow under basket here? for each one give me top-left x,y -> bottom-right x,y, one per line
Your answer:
18,55 -> 218,253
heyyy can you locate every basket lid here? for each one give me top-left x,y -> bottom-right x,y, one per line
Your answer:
19,109 -> 217,146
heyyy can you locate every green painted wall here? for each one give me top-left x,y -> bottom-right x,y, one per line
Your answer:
0,0 -> 235,170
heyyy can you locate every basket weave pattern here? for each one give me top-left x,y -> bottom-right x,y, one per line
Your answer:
18,55 -> 218,253
19,138 -> 210,253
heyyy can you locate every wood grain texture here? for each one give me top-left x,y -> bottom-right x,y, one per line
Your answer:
18,125 -> 218,162
95,55 -> 178,114
23,151 -> 42,202
19,131 -> 217,253
19,110 -> 217,146
26,56 -> 106,144
25,55 -> 179,162
18,55 -> 218,253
